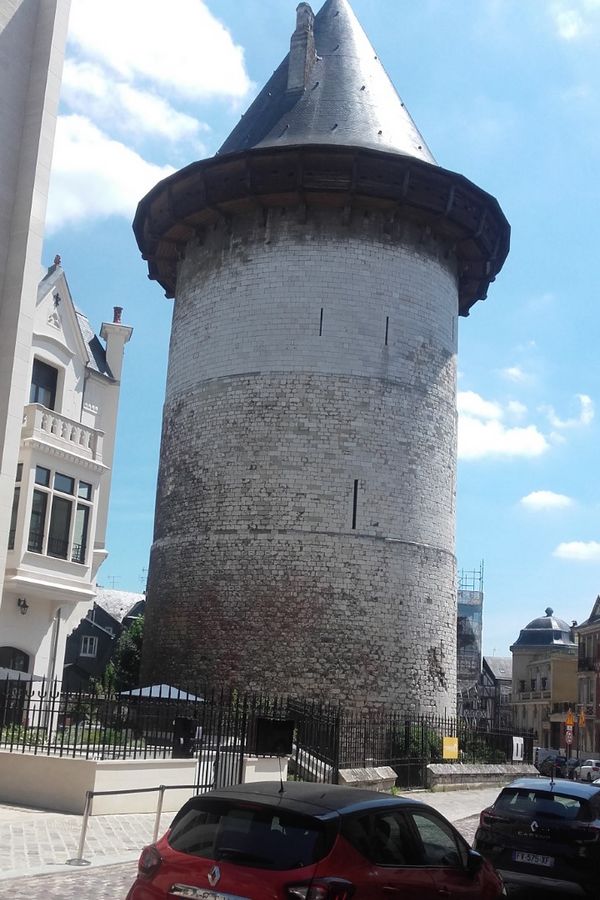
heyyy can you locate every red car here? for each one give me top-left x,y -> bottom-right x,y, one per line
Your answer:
126,781 -> 505,899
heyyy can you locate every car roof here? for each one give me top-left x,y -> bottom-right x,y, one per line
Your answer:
504,777 -> 600,799
188,781 -> 428,820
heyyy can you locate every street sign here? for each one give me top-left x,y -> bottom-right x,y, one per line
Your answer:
579,710 -> 586,727
565,709 -> 575,727
566,724 -> 573,745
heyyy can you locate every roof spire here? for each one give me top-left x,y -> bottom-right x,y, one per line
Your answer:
288,3 -> 316,92
218,0 -> 435,163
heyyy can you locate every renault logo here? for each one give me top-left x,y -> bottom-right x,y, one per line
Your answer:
530,820 -> 539,833
208,865 -> 221,887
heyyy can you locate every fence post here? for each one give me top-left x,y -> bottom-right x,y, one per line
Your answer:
153,785 -> 166,842
66,790 -> 93,866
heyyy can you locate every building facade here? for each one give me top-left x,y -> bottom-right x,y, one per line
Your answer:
511,608 -> 578,749
457,565 -> 484,695
134,0 -> 509,710
0,261 -> 131,680
575,596 -> 600,755
63,587 -> 145,690
0,0 -> 70,589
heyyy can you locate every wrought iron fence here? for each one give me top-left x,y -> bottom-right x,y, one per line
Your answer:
0,677 -> 531,790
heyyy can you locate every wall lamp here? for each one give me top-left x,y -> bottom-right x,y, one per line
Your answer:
17,597 -> 29,615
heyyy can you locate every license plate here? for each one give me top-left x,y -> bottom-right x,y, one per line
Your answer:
169,888 -> 243,900
513,851 -> 554,867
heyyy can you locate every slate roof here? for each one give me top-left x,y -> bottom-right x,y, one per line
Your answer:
219,0 -> 435,163
483,656 -> 512,681
95,588 -> 145,624
511,607 -> 576,649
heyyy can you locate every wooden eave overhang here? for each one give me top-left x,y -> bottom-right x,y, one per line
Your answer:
133,145 -> 510,316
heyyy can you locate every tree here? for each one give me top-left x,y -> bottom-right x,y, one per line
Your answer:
111,616 -> 144,690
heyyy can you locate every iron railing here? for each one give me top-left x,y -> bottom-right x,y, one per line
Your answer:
0,678 -> 532,789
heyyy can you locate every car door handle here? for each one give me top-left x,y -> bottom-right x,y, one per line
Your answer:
438,890 -> 451,897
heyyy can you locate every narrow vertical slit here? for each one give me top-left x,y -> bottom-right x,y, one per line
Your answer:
319,307 -> 324,337
385,315 -> 389,346
352,479 -> 359,530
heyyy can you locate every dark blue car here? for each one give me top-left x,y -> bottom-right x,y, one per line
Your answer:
474,777 -> 600,897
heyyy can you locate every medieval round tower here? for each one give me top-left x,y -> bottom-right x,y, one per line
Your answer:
134,0 -> 509,712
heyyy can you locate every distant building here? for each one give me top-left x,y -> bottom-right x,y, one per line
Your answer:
63,588 -> 145,690
511,608 -> 578,748
457,565 -> 484,695
575,596 -> 600,755
481,657 -> 512,730
0,263 -> 132,682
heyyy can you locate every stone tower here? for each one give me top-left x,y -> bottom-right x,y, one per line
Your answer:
134,0 -> 509,712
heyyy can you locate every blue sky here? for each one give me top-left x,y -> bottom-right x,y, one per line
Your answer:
44,0 -> 600,658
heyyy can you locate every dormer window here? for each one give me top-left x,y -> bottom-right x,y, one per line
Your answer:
30,359 -> 57,410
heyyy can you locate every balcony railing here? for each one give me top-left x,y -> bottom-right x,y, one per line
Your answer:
22,404 -> 104,463
71,542 -> 86,564
579,656 -> 600,672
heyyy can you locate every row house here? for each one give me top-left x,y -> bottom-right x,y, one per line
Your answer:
0,259 -> 131,683
575,596 -> 600,755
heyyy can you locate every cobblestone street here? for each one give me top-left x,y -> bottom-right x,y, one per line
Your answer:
0,861 -> 137,899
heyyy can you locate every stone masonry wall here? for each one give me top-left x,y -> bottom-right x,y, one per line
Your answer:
143,208 -> 459,712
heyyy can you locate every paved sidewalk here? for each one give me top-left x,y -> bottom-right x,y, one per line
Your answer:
0,785 -> 500,883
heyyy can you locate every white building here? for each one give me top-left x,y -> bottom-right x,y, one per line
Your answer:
0,260 -> 132,679
0,0 -> 71,594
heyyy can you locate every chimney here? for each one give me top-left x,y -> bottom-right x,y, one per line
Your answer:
287,3 -> 315,92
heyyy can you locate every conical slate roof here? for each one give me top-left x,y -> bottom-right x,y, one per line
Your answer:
219,0 -> 435,163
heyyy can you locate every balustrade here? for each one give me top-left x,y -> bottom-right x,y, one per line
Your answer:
22,404 -> 103,462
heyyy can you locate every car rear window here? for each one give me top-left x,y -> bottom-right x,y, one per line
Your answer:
168,799 -> 335,870
495,788 -> 592,821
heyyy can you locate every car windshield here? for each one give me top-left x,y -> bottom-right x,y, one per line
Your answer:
495,788 -> 591,821
168,798 -> 334,870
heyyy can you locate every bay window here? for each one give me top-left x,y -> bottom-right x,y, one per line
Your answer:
27,465 -> 94,563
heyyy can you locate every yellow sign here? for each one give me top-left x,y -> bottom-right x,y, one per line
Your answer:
579,710 -> 586,727
443,736 -> 459,760
565,709 -> 575,727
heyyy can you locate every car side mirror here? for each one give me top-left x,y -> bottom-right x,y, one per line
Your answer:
466,848 -> 484,875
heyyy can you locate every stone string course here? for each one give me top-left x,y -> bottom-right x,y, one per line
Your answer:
143,208 -> 459,712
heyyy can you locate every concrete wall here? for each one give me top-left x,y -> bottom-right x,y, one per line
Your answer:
0,752 -> 197,814
143,208 -> 458,712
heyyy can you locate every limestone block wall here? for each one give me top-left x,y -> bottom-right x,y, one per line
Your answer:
143,208 -> 459,712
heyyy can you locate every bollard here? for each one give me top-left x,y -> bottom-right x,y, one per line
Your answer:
153,785 -> 167,843
66,789 -> 93,866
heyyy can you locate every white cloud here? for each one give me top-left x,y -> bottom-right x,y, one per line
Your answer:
551,1 -> 600,39
554,541 -> 600,561
542,393 -> 594,429
458,390 -> 549,461
62,60 -> 207,144
47,115 -> 175,231
457,391 -> 502,420
507,400 -> 528,420
458,417 -> 549,460
521,491 -> 573,510
501,365 -> 528,383
68,0 -> 252,100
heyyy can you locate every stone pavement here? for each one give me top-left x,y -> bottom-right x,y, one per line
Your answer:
0,785 -> 500,885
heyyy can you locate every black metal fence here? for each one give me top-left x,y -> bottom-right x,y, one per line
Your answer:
0,678 -> 531,790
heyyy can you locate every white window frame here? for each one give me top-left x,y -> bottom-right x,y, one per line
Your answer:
80,635 -> 98,658
27,465 -> 94,564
